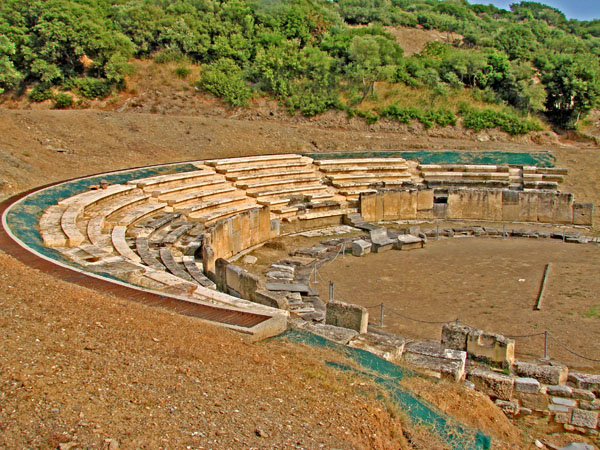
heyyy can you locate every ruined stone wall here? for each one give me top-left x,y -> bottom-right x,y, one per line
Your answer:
203,206 -> 272,275
360,188 -> 592,226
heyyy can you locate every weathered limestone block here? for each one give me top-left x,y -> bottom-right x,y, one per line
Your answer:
552,397 -> 577,407
547,385 -> 573,398
573,203 -> 594,226
441,322 -> 472,351
495,399 -> 519,416
417,189 -> 434,211
292,320 -> 358,345
570,408 -> 599,429
360,192 -> 377,222
325,300 -> 368,334
568,373 -> 600,395
467,367 -> 514,401
514,392 -> 549,411
369,227 -> 395,253
502,190 -> 520,222
352,239 -> 372,257
382,190 -> 400,221
394,234 -> 424,250
514,361 -> 568,385
348,332 -> 405,363
254,289 -> 289,310
466,329 -> 515,367
554,412 -> 570,424
579,400 -> 600,411
403,342 -> 467,382
515,377 -> 540,394
398,190 -> 417,220
572,389 -> 596,402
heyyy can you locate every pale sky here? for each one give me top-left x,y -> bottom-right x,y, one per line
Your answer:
466,0 -> 600,21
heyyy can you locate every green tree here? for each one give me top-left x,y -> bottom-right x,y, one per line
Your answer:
0,35 -> 23,93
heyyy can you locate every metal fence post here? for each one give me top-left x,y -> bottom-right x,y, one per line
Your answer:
544,331 -> 549,360
380,303 -> 384,327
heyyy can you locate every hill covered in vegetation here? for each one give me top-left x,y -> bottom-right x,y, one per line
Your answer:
1,0 -> 600,133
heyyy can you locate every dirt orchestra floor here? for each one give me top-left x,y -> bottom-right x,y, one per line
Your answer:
316,237 -> 600,372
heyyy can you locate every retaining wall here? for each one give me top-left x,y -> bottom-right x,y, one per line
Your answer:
360,188 -> 592,226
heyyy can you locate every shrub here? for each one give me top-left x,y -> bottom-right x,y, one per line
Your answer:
154,48 -> 187,64
460,105 -> 541,135
29,85 -> 54,102
198,59 -> 251,107
53,93 -> 74,109
64,78 -> 113,99
174,66 -> 192,79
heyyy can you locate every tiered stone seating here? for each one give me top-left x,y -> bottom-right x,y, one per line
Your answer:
419,164 -> 511,189
206,154 -> 337,220
522,166 -> 567,190
315,158 -> 413,200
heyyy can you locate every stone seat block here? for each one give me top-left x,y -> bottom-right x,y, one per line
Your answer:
118,203 -> 166,229
216,160 -> 310,175
403,341 -> 467,381
188,203 -> 259,224
178,194 -> 250,215
58,184 -> 136,207
205,154 -> 305,169
315,158 -> 406,167
39,208 -> 67,247
369,227 -> 396,253
61,205 -> 86,247
352,239 -> 372,256
111,225 -> 142,263
257,192 -> 334,206
183,256 -> 216,289
395,234 -> 424,250
247,184 -> 329,198
135,236 -> 164,270
102,193 -> 151,221
153,178 -> 228,199
227,168 -> 315,182
348,332 -> 405,362
319,165 -> 409,173
159,247 -> 194,282
422,171 -> 510,180
166,186 -> 237,207
239,176 -> 320,191
297,207 -> 358,221
87,215 -> 111,250
128,169 -> 216,189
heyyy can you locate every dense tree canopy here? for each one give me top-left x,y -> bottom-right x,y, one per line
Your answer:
1,0 -> 600,130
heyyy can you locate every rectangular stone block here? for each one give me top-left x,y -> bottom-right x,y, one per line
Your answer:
502,190 -> 520,222
325,300 -> 368,334
568,372 -> 600,395
515,377 -> 541,394
547,385 -> 573,397
552,397 -> 577,407
573,203 -> 594,226
403,342 -> 466,382
360,192 -> 377,222
554,412 -> 570,424
348,332 -> 405,363
467,367 -> 514,401
398,190 -> 417,220
441,322 -> 473,351
382,190 -> 400,221
549,404 -> 570,413
417,189 -> 434,211
352,239 -> 372,257
570,408 -> 599,429
515,392 -> 549,411
514,360 -> 568,385
433,202 -> 447,219
466,329 -> 515,367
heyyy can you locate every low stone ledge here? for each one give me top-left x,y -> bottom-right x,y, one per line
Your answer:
514,392 -> 549,411
325,300 -> 368,334
403,341 -> 466,381
291,320 -> 358,345
348,332 -> 405,363
467,367 -> 514,401
515,377 -> 540,394
514,360 -> 568,386
568,373 -> 600,395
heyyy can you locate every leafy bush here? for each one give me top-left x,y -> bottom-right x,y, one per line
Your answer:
29,85 -> 54,102
53,93 -> 74,109
379,104 -> 457,129
154,48 -> 187,64
174,66 -> 192,79
198,59 -> 251,107
460,105 -> 541,135
64,78 -> 113,99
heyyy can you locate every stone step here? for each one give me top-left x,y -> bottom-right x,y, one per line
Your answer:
188,203 -> 260,223
418,164 -> 510,173
257,192 -> 334,206
87,215 -> 111,250
159,247 -> 195,282
328,173 -> 412,181
153,178 -> 228,199
247,184 -> 329,198
315,158 -> 406,167
128,169 -> 217,190
297,208 -> 358,221
227,168 -> 315,182
332,180 -> 406,189
205,154 -> 305,169
238,176 -> 320,191
117,203 -> 167,229
162,223 -> 196,245
111,225 -> 141,263
135,236 -> 165,270
421,171 -> 510,180
102,194 -> 151,222
178,194 -> 251,216
166,186 -> 237,207
58,184 -> 137,207
215,160 -> 310,175
319,165 -> 409,173
183,256 -> 217,289
61,204 -> 86,247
